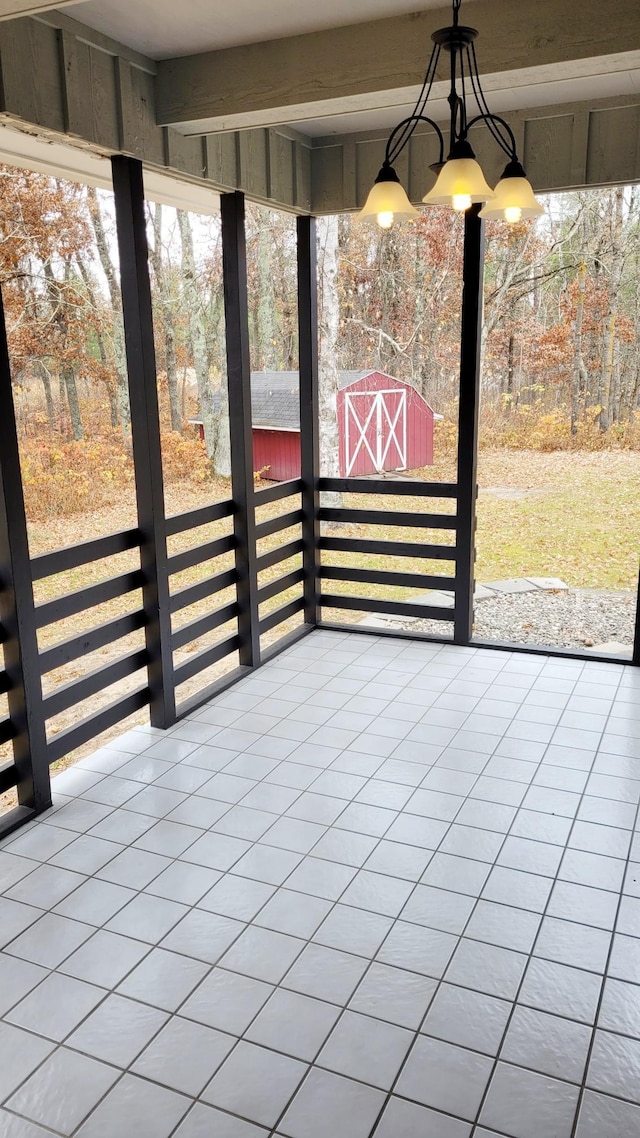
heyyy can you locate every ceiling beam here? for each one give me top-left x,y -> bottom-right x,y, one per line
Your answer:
157,0 -> 640,134
0,0 -> 87,18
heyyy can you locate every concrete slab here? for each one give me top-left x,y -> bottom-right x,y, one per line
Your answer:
359,614 -> 416,628
586,641 -> 632,657
484,578 -> 537,595
413,591 -> 455,609
526,577 -> 569,591
474,584 -> 497,601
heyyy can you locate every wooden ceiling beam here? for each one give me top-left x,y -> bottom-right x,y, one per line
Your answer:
156,0 -> 640,134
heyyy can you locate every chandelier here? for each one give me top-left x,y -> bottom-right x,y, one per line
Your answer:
359,0 -> 544,228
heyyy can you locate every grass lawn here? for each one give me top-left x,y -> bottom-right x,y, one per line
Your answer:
475,450 -> 639,590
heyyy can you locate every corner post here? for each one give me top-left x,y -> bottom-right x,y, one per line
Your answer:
454,203 -> 484,645
297,216 -> 320,626
628,562 -> 633,664
111,156 -> 175,727
220,192 -> 260,667
0,282 -> 50,819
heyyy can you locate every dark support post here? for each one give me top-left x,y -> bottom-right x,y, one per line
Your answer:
628,562 -> 633,664
454,204 -> 485,645
0,284 -> 50,817
111,156 -> 175,727
297,216 -> 320,626
221,192 -> 260,667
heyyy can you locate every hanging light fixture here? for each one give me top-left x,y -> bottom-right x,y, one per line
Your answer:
358,0 -> 544,228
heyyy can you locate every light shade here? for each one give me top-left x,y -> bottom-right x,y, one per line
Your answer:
357,164 -> 418,228
479,160 -> 544,222
422,156 -> 495,210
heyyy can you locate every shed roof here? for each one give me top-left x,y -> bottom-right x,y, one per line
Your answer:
208,370 -> 430,431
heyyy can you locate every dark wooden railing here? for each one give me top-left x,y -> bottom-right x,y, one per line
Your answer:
318,476 -> 458,630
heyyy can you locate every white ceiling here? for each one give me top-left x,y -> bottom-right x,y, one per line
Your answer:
64,0 -> 463,58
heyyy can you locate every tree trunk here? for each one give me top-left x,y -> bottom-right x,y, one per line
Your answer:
86,186 -> 130,431
506,329 -> 515,405
177,209 -> 217,461
317,216 -> 341,506
36,363 -> 56,435
62,364 -> 83,441
598,187 -> 625,432
150,204 -> 181,431
214,381 -> 232,478
75,255 -> 119,428
571,260 -> 588,436
256,222 -> 279,370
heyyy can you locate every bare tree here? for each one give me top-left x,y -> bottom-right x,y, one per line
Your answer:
177,209 -> 217,459
150,204 -> 181,432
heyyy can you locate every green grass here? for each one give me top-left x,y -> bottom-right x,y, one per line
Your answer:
475,450 -> 639,590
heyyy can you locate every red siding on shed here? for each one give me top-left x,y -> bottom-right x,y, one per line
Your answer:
253,428 -> 301,481
337,371 -> 433,477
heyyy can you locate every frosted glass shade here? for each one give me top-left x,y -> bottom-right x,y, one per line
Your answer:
479,174 -> 544,221
358,167 -> 418,228
422,157 -> 495,209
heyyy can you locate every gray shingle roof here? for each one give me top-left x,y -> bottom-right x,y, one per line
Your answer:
208,370 -> 414,430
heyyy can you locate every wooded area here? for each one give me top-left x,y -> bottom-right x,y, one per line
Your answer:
0,166 -> 639,528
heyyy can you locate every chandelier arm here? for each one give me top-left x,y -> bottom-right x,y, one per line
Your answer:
467,43 -> 515,157
465,112 -> 517,160
386,114 -> 445,168
414,42 -> 441,123
387,42 -> 440,165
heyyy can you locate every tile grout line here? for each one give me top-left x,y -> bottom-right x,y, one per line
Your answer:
0,631 -> 636,1137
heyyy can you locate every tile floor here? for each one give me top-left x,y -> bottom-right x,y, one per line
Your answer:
1,629 -> 640,1136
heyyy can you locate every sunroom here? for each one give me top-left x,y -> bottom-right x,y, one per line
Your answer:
0,1 -> 639,1135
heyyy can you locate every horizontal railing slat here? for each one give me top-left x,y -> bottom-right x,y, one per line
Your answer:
255,479 -> 303,506
257,567 -> 305,605
259,595 -> 305,634
320,536 -> 457,561
319,477 -> 458,498
320,565 -> 456,592
165,499 -> 235,537
255,509 -> 304,541
320,593 -> 454,621
167,534 -> 236,576
31,528 -> 140,581
39,610 -> 147,675
0,669 -> 10,695
42,649 -> 149,720
173,634 -> 240,687
35,570 -> 146,628
319,507 -> 457,529
170,568 -> 238,615
256,538 -> 304,574
171,601 -> 239,652
47,685 -> 150,765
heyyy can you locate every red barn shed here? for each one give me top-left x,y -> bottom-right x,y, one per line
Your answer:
337,371 -> 434,477
193,370 -> 436,481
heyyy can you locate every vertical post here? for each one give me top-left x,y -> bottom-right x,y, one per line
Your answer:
297,216 -> 320,626
221,192 -> 260,667
0,283 -> 50,817
454,204 -> 484,645
628,566 -> 633,664
111,156 -> 175,727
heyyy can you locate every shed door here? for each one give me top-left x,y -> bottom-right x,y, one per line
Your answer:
344,389 -> 407,476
